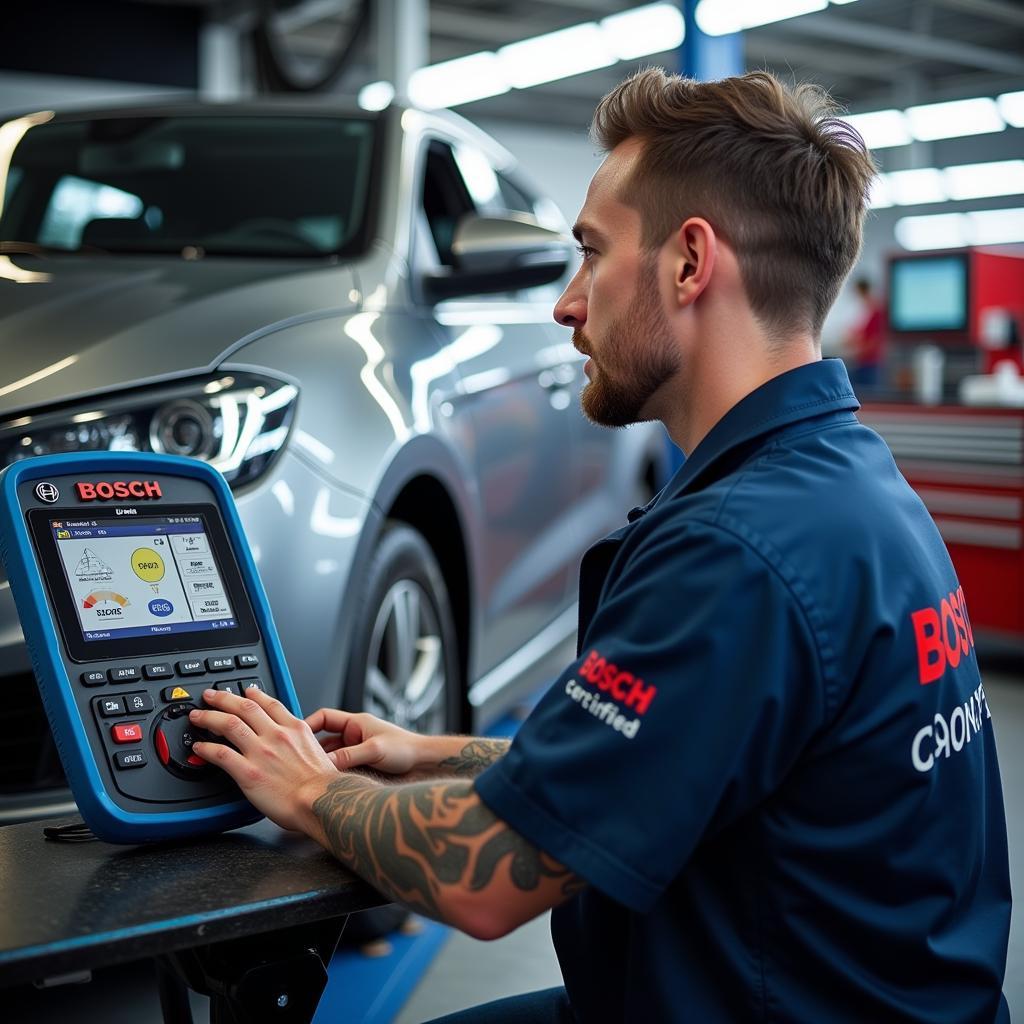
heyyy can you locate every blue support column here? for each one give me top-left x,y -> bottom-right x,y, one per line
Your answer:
680,0 -> 744,81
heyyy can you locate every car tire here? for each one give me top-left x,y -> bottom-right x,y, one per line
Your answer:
339,522 -> 462,943
344,522 -> 462,735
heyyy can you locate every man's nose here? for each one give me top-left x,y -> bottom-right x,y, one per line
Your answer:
553,282 -> 586,329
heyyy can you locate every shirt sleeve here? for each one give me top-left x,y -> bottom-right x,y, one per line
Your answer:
474,517 -> 827,913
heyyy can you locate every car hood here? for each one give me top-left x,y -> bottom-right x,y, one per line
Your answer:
0,254 -> 359,416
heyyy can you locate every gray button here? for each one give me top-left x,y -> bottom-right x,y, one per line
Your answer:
114,750 -> 147,770
99,697 -> 125,717
108,666 -> 140,684
124,692 -> 155,714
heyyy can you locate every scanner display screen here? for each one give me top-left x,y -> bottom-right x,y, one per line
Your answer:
50,514 -> 237,642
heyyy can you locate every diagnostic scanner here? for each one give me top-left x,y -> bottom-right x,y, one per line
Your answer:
0,452 -> 301,843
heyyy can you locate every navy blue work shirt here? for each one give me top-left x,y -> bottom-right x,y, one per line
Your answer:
475,359 -> 1011,1023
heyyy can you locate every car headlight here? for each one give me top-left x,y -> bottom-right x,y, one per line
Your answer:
0,372 -> 298,488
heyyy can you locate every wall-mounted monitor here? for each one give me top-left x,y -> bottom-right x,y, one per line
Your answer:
889,254 -> 969,334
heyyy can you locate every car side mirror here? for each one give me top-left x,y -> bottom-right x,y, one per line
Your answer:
423,213 -> 573,302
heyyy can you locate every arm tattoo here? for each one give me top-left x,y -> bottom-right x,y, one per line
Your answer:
437,738 -> 510,777
311,772 -> 579,921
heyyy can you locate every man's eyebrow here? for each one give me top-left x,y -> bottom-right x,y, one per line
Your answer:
572,222 -> 605,244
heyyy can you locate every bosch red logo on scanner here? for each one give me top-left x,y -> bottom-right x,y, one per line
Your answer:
75,480 -> 163,501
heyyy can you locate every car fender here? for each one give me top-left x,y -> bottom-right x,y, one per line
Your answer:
221,313 -> 485,704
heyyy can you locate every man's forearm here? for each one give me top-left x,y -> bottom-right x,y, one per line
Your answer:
397,736 -> 510,782
310,770 -> 577,935
435,737 -> 510,777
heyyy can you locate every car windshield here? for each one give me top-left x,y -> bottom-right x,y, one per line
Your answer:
0,113 -> 377,258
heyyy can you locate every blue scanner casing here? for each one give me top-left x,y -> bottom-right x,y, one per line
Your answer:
0,452 -> 301,843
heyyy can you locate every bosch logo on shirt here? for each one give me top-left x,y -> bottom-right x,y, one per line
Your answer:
561,650 -> 659,740
907,585 -> 992,774
910,584 -> 974,685
578,650 -> 657,713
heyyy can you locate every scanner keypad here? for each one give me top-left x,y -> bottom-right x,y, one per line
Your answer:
82,649 -> 268,794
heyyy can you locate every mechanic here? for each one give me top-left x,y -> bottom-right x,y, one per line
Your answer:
190,69 -> 1011,1023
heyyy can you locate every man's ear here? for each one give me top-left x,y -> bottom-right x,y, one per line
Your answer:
670,217 -> 717,309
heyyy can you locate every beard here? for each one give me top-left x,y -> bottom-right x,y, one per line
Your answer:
574,263 -> 679,428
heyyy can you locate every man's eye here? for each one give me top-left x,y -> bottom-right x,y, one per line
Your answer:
575,244 -> 595,260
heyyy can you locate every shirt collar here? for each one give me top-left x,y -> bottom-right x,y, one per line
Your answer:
654,357 -> 859,507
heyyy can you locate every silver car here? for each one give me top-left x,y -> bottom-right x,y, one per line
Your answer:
0,101 -> 668,824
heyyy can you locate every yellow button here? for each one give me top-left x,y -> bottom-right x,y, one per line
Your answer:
170,686 -> 190,700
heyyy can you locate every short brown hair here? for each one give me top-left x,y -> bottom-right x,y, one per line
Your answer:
592,69 -> 877,339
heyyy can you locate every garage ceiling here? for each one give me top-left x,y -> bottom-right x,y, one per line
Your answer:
106,0 -> 1024,161
227,0 -> 1024,126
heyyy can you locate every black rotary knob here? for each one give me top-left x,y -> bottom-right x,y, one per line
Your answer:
154,702 -> 213,778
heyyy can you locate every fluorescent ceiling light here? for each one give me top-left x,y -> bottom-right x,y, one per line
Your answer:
600,3 -> 685,61
968,207 -> 1024,245
905,97 -> 1005,141
843,109 -> 912,150
497,23 -> 616,90
695,0 -> 827,36
868,176 -> 894,210
357,81 -> 394,111
944,160 -> 1024,200
997,90 -> 1024,128
409,52 -> 509,109
895,207 -> 1024,250
884,168 -> 947,205
895,213 -> 969,251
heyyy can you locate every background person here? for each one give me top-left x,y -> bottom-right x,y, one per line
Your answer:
843,275 -> 886,393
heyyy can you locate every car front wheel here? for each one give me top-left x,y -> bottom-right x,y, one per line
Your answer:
345,522 -> 461,736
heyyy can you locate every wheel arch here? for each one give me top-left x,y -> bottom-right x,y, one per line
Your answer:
335,435 -> 479,731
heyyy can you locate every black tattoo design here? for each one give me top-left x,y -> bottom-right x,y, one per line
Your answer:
437,738 -> 510,778
311,772 -> 579,923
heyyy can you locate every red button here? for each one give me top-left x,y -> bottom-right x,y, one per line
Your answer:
186,754 -> 206,767
155,728 -> 170,765
112,723 -> 143,744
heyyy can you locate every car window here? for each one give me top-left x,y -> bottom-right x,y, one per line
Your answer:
422,141 -> 475,267
496,173 -> 536,216
0,115 -> 377,257
38,175 -> 144,248
418,138 -> 563,300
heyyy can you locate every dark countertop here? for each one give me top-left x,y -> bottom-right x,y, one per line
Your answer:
0,815 -> 387,987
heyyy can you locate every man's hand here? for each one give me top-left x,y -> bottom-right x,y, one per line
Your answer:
304,707 -> 425,774
305,709 -> 510,780
190,687 -> 339,839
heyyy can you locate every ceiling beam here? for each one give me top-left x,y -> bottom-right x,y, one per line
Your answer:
272,0 -> 357,33
746,37 -> 905,82
781,12 -> 1024,75
429,7 -> 561,47
929,0 -> 1024,29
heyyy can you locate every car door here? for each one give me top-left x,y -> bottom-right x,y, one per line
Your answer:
415,137 -> 578,678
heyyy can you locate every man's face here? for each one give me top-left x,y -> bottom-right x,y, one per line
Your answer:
553,139 -> 680,428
